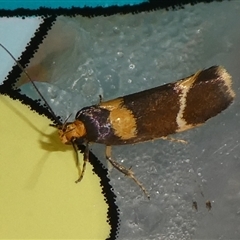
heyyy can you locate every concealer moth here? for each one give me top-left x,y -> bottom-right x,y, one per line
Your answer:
1,44 -> 235,198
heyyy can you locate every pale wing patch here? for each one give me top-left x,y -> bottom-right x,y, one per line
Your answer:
100,97 -> 137,139
217,66 -> 236,99
110,108 -> 137,139
175,72 -> 199,132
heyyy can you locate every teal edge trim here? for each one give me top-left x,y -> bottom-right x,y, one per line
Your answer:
0,0 -> 147,10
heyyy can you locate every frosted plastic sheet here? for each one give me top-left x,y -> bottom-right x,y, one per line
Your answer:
2,1 -> 240,239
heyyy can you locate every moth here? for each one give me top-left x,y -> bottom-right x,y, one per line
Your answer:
1,44 -> 235,198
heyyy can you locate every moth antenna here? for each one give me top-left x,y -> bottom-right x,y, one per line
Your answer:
1,43 -> 89,184
63,114 -> 72,125
0,43 -> 61,125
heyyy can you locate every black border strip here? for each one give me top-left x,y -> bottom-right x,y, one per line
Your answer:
0,0 -> 229,17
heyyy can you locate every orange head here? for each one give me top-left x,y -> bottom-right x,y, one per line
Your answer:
58,120 -> 86,144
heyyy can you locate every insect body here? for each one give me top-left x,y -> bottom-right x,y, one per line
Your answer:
61,66 -> 235,144
0,43 -> 235,198
59,66 -> 235,197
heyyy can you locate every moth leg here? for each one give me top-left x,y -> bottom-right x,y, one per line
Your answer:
161,136 -> 187,144
99,95 -> 103,104
75,143 -> 89,183
105,145 -> 150,199
71,141 -> 80,167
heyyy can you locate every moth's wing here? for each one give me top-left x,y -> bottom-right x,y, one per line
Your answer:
0,93 -> 119,239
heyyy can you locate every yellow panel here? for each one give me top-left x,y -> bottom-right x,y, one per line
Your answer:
0,94 -> 110,239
